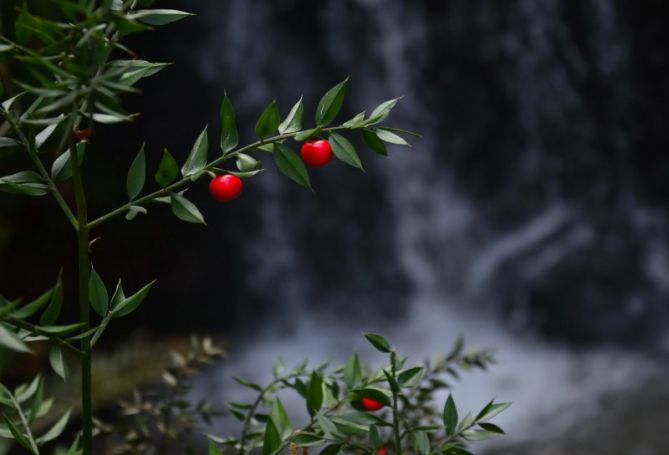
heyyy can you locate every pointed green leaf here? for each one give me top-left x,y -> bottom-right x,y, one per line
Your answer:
127,9 -> 194,25
49,346 -> 68,380
273,143 -> 312,189
209,438 -> 224,455
51,143 -> 86,181
369,425 -> 381,449
362,129 -> 387,156
170,193 -> 206,224
112,280 -> 155,318
236,153 -> 261,172
256,100 -> 280,139
306,371 -> 323,417
232,377 -> 263,392
343,352 -> 362,389
376,129 -> 410,146
444,394 -> 458,436
294,127 -> 321,142
262,419 -> 281,455
182,126 -> 209,177
398,366 -> 425,388
271,398 -> 292,440
37,410 -> 70,443
329,133 -> 363,170
366,98 -> 400,124
220,93 -> 239,154
476,401 -> 511,422
0,323 -> 31,353
155,149 -> 179,187
40,272 -> 63,325
278,97 -> 304,134
2,416 -> 33,453
364,333 -> 391,353
88,265 -> 109,316
127,143 -> 146,200
11,289 -> 51,319
316,78 -> 348,126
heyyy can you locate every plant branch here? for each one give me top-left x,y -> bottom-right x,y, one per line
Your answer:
2,316 -> 84,356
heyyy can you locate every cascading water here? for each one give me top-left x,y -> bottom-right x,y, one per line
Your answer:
165,0 -> 669,450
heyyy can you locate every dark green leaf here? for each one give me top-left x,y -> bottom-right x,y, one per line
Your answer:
51,143 -> 86,181
319,444 -> 341,455
0,171 -> 48,196
40,272 -> 63,325
443,394 -> 458,436
364,333 -> 391,353
398,366 -> 425,388
291,433 -> 323,447
220,93 -> 239,154
316,78 -> 348,126
411,431 -> 430,455
0,324 -> 31,353
3,416 -> 33,453
112,280 -> 155,317
36,410 -> 70,443
478,422 -> 504,434
11,288 -> 51,319
262,419 -> 282,455
170,193 -> 206,224
362,129 -> 387,156
233,377 -> 263,392
329,133 -> 363,170
255,100 -> 280,140
182,126 -> 209,177
273,143 -> 312,189
155,149 -> 179,187
366,98 -> 400,124
306,370 -> 323,417
476,401 -> 511,422
369,425 -> 381,449
278,97 -> 304,134
127,143 -> 146,200
343,352 -> 362,389
48,346 -> 68,380
88,265 -> 109,316
208,439 -> 223,455
294,127 -> 321,142
271,398 -> 292,440
126,9 -> 194,25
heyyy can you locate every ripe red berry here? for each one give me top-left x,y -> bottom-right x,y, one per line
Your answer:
209,175 -> 243,202
300,139 -> 333,167
377,448 -> 388,455
73,127 -> 92,142
361,397 -> 384,412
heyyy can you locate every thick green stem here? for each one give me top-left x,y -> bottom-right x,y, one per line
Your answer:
390,351 -> 402,455
70,141 -> 92,454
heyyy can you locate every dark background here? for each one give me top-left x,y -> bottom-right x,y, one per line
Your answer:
2,1 -> 669,453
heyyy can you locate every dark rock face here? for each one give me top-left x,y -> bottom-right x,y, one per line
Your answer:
3,1 -> 669,345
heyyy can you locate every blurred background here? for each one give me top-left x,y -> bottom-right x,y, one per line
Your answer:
2,0 -> 669,453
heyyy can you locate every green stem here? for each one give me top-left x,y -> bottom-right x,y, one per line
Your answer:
5,113 -> 78,229
70,139 -> 93,455
390,351 -> 402,455
87,126 -> 348,230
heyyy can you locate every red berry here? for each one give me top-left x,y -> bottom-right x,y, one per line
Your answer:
377,448 -> 388,455
361,397 -> 384,412
74,127 -> 92,142
209,175 -> 243,202
300,139 -> 333,167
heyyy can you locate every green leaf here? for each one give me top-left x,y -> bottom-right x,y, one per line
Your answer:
367,98 -> 400,124
2,416 -> 33,453
236,153 -> 261,172
262,419 -> 282,455
478,422 -> 504,434
306,370 -> 323,417
37,410 -> 70,443
316,77 -> 348,126
155,149 -> 179,187
362,129 -> 387,156
35,118 -> 61,149
181,126 -> 209,177
317,415 -> 339,438
220,93 -> 239,154
398,366 -> 425,388
49,346 -> 68,380
40,272 -> 63,325
278,97 -> 304,134
364,333 -> 391,353
343,352 -> 362,389
255,100 -> 280,140
126,9 -> 194,25
126,143 -> 146,200
369,425 -> 381,449
329,133 -> 363,170
319,444 -> 341,455
271,398 -> 292,440
294,127 -> 321,142
411,430 -> 430,455
342,111 -> 366,128
0,323 -> 31,353
0,171 -> 48,196
291,433 -> 323,447
208,438 -> 224,455
11,288 -> 52,319
273,143 -> 312,189
88,265 -> 109,316
461,429 -> 501,441
0,137 -> 21,150
51,143 -> 86,181
125,205 -> 147,221
443,394 -> 458,436
109,280 -> 125,312
475,401 -> 511,422
112,280 -> 155,318
376,129 -> 410,146
170,193 -> 206,224
232,377 -> 263,392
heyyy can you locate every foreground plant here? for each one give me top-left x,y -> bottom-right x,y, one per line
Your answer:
208,334 -> 509,455
0,1 -> 416,454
